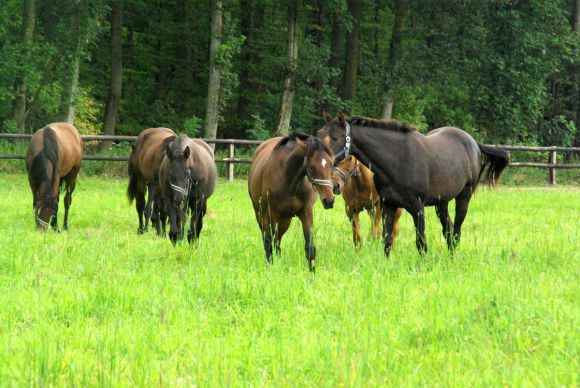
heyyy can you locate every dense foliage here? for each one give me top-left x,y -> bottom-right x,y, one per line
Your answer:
0,0 -> 578,146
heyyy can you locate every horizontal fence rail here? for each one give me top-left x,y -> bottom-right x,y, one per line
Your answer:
1,134 -> 579,183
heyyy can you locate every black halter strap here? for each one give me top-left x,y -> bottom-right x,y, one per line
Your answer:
305,163 -> 334,192
333,158 -> 359,183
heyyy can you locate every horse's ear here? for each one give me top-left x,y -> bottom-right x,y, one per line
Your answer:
295,138 -> 308,151
338,112 -> 347,126
183,146 -> 190,159
165,142 -> 172,159
322,112 -> 333,123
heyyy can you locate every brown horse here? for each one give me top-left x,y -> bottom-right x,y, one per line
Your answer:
248,132 -> 335,271
26,123 -> 83,230
331,155 -> 403,249
127,127 -> 176,234
158,134 -> 217,243
320,114 -> 509,256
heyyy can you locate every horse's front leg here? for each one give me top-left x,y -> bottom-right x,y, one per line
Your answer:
348,210 -> 363,250
167,205 -> 180,244
411,204 -> 427,256
381,205 -> 398,257
298,208 -> 316,272
187,199 -> 206,243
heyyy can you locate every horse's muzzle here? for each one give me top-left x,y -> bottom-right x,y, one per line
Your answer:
322,197 -> 334,209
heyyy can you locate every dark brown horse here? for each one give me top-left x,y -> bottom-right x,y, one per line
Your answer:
248,132 -> 335,271
26,123 -> 83,230
158,134 -> 217,244
331,155 -> 403,249
320,114 -> 509,256
127,127 -> 176,234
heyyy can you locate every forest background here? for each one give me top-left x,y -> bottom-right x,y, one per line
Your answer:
0,0 -> 578,149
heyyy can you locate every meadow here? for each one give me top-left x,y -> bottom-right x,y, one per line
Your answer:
0,172 -> 578,386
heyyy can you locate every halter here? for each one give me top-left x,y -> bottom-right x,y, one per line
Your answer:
333,158 -> 359,183
170,182 -> 189,197
333,121 -> 351,161
305,163 -> 334,191
35,207 -> 52,228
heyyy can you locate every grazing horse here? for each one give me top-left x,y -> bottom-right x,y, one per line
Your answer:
127,127 -> 176,234
332,155 -> 403,249
158,134 -> 217,244
320,113 -> 509,256
248,132 -> 335,271
25,123 -> 83,230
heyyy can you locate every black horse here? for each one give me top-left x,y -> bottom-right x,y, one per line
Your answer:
319,113 -> 509,256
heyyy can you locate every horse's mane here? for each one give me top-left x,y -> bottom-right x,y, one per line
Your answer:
275,131 -> 332,155
349,116 -> 417,133
275,131 -> 311,148
29,126 -> 59,202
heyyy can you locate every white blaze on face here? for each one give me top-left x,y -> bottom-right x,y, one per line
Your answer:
321,158 -> 327,168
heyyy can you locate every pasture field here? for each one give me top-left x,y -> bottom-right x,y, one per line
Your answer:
0,173 -> 578,386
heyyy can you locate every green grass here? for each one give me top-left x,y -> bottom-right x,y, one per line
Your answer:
0,173 -> 578,386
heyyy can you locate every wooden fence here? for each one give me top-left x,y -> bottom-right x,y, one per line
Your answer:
1,133 -> 579,184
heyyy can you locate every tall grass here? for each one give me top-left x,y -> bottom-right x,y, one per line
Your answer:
0,173 -> 578,386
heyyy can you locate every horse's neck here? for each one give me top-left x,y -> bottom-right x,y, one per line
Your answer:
280,145 -> 307,192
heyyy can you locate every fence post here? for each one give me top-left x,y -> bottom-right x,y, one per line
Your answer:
226,142 -> 235,182
548,147 -> 557,185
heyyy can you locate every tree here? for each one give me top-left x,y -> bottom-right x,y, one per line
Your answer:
59,1 -> 83,123
341,0 -> 361,101
276,0 -> 300,135
12,0 -> 36,132
204,0 -> 223,149
380,0 -> 406,119
102,1 -> 123,142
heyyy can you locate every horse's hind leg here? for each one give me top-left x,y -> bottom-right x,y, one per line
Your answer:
144,183 -> 155,232
453,186 -> 474,248
135,180 -> 147,234
369,200 -> 382,241
273,217 -> 291,256
435,201 -> 455,251
63,171 -> 79,231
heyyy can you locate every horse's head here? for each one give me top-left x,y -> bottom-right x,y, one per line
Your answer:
331,155 -> 358,195
165,136 -> 192,209
33,185 -> 56,230
319,112 -> 350,165
297,136 -> 335,209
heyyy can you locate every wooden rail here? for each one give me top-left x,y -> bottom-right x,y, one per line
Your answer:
1,134 -> 579,184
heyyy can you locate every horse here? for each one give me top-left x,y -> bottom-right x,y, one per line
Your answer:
158,134 -> 217,244
248,132 -> 335,272
331,155 -> 403,249
319,113 -> 509,256
127,127 -> 176,234
25,123 -> 83,230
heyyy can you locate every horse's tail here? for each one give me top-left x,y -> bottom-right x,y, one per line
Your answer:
29,126 -> 59,198
127,144 -> 138,203
477,143 -> 509,186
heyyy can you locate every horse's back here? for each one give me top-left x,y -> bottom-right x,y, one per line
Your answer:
421,127 -> 482,201
188,138 -> 218,197
132,127 -> 176,181
248,137 -> 283,201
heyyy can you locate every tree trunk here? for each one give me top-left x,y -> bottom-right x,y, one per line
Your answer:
573,0 -> 580,147
341,0 -> 361,101
380,0 -> 406,119
12,0 -> 36,133
324,13 -> 343,113
203,0 -> 223,149
237,0 -> 253,125
102,1 -> 123,143
276,0 -> 299,136
314,0 -> 326,117
59,2 -> 82,123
